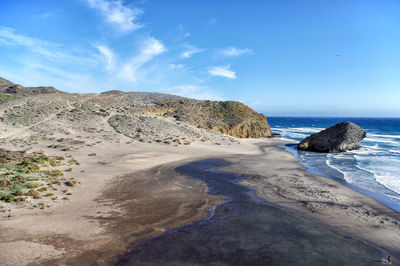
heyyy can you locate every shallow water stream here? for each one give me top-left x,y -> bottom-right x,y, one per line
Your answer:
116,158 -> 383,265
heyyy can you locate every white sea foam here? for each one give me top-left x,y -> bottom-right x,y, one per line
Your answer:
285,127 -> 324,133
364,137 -> 400,145
368,133 -> 400,139
349,148 -> 382,156
389,149 -> 400,154
271,127 -> 324,134
273,121 -> 400,210
354,155 -> 400,194
363,143 -> 380,149
326,154 -> 358,184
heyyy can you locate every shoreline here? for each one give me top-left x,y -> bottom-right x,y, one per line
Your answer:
222,141 -> 400,261
280,143 -> 400,213
1,138 -> 399,265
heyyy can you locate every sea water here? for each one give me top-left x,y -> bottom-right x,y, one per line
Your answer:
268,117 -> 400,212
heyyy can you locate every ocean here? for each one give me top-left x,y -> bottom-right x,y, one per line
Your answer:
268,117 -> 400,212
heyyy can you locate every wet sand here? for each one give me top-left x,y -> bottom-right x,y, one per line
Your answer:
116,159 -> 383,265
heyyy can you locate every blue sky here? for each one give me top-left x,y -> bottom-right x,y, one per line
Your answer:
0,0 -> 399,117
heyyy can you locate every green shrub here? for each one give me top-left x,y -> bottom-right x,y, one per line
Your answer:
1,195 -> 14,202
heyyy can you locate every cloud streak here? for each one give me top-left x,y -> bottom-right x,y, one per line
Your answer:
181,44 -> 203,58
96,45 -> 114,70
86,0 -> 143,32
219,46 -> 252,57
208,65 -> 237,79
0,26 -> 96,66
118,37 -> 166,82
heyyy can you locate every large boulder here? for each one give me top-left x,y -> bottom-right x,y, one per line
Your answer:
297,122 -> 366,153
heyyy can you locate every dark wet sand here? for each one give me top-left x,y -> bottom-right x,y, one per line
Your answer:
115,159 -> 384,266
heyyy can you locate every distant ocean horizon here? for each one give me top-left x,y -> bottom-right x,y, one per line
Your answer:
268,116 -> 400,213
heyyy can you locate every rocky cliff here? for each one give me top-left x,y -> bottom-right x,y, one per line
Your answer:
148,100 -> 272,138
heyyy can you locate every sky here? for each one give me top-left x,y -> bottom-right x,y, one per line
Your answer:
0,0 -> 399,117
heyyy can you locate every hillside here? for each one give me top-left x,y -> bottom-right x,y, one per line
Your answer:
0,77 -> 14,89
0,77 -> 272,141
0,77 -> 60,96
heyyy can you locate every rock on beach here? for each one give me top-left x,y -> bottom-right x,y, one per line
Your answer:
297,121 -> 366,153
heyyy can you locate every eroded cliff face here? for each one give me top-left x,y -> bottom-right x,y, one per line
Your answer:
148,100 -> 272,138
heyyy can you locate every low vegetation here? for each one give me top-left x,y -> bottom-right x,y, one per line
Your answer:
0,148 -> 77,204
0,93 -> 17,104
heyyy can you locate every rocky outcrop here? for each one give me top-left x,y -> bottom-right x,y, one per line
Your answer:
297,122 -> 366,153
0,77 -> 14,89
148,100 -> 272,138
2,85 -> 60,96
100,90 -> 126,95
0,76 -> 60,96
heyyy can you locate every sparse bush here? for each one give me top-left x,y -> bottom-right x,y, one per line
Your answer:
64,180 -> 76,187
15,190 -> 24,196
1,195 -> 14,202
27,189 -> 41,199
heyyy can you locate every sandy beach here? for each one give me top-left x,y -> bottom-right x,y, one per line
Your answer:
0,135 -> 399,265
0,133 -> 259,265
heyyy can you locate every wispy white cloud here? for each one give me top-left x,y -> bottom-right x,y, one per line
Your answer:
86,0 -> 143,32
140,37 -> 166,56
96,45 -> 114,70
118,37 -> 166,82
177,24 -> 190,40
0,26 -> 96,66
0,61 -> 103,93
169,63 -> 184,70
167,85 -> 223,100
219,47 -> 252,57
208,65 -> 237,79
181,44 -> 203,58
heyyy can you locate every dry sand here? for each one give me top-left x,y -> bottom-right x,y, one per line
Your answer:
0,131 -> 260,265
0,136 -> 399,265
